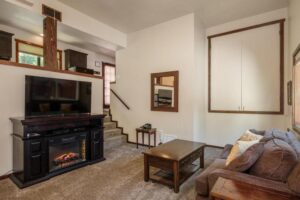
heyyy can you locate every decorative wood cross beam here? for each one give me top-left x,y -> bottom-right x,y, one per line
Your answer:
42,5 -> 62,69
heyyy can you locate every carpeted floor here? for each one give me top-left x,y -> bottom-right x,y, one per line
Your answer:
0,144 -> 221,200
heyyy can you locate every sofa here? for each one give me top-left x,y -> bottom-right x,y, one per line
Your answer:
195,129 -> 300,200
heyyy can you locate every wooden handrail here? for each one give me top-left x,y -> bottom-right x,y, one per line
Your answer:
110,89 -> 130,110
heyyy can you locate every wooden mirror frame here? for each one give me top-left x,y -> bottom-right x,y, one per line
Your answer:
151,71 -> 179,112
292,44 -> 300,134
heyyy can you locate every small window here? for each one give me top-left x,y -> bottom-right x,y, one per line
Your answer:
16,39 -> 62,68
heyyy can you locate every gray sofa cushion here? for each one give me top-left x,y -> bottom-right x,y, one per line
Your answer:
225,142 -> 264,172
261,129 -> 290,143
219,144 -> 233,159
250,139 -> 297,182
195,159 -> 225,196
286,132 -> 300,157
288,161 -> 300,195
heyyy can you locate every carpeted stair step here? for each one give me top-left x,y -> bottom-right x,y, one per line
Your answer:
104,122 -> 117,129
104,134 -> 127,150
104,128 -> 122,139
103,110 -> 110,115
104,115 -> 112,123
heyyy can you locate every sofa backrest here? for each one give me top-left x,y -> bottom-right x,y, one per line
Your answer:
250,138 -> 298,182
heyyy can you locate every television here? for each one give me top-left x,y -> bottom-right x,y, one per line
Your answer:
25,76 -> 92,117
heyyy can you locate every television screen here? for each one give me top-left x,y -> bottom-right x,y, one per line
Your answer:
25,76 -> 91,117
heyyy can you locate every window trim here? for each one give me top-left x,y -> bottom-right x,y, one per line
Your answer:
15,39 -> 62,69
102,62 -> 116,108
207,19 -> 285,115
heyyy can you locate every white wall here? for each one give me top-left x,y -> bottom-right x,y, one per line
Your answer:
0,24 -> 115,73
0,64 -> 103,176
288,0 -> 300,129
112,14 -> 204,144
113,9 -> 290,147
204,8 -> 289,146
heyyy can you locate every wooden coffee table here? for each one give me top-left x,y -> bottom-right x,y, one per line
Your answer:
143,139 -> 206,193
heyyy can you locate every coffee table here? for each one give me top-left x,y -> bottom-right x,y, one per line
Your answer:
143,139 -> 206,193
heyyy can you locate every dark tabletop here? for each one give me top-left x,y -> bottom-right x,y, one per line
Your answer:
143,139 -> 206,161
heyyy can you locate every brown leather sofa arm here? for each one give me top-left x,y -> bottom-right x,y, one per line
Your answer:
208,169 -> 296,196
219,144 -> 233,159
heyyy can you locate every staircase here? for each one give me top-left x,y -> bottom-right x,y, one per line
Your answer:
103,109 -> 127,150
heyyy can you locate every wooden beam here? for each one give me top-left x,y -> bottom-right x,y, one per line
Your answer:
43,16 -> 57,69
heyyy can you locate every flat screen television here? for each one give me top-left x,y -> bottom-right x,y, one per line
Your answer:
25,76 -> 92,117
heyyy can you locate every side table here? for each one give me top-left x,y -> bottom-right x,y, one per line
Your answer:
136,128 -> 156,149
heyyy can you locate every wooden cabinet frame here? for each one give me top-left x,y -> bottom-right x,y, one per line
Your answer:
208,19 -> 285,115
292,44 -> 300,134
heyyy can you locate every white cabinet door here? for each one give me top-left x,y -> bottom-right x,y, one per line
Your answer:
241,24 -> 281,112
211,33 -> 242,111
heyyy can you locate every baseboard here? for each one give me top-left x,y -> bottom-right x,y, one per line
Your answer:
106,109 -> 130,144
127,140 -> 155,148
105,110 -> 226,150
205,144 -> 224,149
0,173 -> 11,180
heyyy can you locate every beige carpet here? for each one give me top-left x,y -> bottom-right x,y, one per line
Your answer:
0,144 -> 221,200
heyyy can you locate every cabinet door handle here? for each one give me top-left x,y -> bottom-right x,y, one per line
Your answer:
238,106 -> 240,110
243,106 -> 245,111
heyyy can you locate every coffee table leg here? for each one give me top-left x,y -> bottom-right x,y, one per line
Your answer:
200,147 -> 205,168
144,155 -> 149,182
173,161 -> 179,193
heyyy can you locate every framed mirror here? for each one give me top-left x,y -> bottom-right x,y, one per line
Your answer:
151,71 -> 179,112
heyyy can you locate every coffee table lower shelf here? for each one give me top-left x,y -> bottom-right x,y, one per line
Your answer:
149,163 -> 200,188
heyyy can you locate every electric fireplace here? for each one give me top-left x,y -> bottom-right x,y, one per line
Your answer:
48,132 -> 87,172
10,114 -> 105,188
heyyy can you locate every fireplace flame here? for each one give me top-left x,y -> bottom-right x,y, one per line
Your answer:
54,152 -> 80,165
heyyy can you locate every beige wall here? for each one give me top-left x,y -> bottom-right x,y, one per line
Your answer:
204,8 -> 289,145
112,14 -> 202,144
0,64 -> 103,176
112,9 -> 289,147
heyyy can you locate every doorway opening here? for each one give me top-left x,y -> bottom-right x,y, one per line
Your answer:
103,62 -> 116,109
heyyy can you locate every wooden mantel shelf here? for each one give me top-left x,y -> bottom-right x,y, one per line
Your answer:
0,60 -> 102,80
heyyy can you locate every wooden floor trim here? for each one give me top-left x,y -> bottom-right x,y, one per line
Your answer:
0,173 -> 11,180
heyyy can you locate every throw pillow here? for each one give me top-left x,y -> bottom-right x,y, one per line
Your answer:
239,130 -> 263,141
250,139 -> 298,182
226,142 -> 264,172
226,140 -> 260,166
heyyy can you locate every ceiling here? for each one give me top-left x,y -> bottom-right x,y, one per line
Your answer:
59,0 -> 289,33
0,1 -> 117,57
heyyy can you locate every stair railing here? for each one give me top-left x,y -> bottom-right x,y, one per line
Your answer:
110,89 -> 130,110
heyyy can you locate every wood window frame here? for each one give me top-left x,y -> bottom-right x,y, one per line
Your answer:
292,44 -> 300,134
102,62 -> 116,108
15,39 -> 62,69
151,71 -> 179,112
207,19 -> 285,115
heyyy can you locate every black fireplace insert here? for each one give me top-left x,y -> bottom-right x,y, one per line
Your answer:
48,131 -> 87,172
